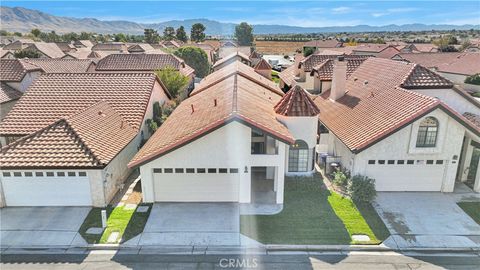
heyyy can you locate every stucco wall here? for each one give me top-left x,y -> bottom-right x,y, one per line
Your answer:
438,72 -> 467,85
412,88 -> 480,115
6,71 -> 42,92
139,121 -> 287,203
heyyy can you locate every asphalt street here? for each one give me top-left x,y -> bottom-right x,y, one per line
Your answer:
1,251 -> 480,269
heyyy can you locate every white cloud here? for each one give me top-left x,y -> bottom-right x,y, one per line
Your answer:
371,12 -> 388,18
332,6 -> 351,14
371,7 -> 419,18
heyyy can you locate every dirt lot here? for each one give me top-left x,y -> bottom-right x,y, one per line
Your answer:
254,40 -> 304,55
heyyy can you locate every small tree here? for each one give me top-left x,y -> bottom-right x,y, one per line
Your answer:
347,175 -> 376,203
332,169 -> 349,188
465,73 -> 480,85
114,33 -> 127,42
190,23 -> 206,42
174,46 -> 210,78
303,47 -> 315,57
144,28 -> 160,44
235,22 -> 254,46
155,66 -> 190,99
163,26 -> 176,41
14,49 -> 41,58
176,26 -> 188,43
31,28 -> 41,38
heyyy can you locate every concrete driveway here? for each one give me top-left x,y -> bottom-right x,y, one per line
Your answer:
134,203 -> 244,246
375,192 -> 480,248
0,207 -> 90,247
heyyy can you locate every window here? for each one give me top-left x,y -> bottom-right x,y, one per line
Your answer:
57,172 -> 65,177
24,172 -> 33,177
416,117 -> 438,147
219,168 -> 228,173
407,160 -> 414,164
368,160 -> 375,164
186,168 -> 195,173
153,168 -> 162,173
68,172 -> 76,177
35,172 -> 44,177
416,160 -> 425,165
46,172 -> 54,177
2,172 -> 11,177
230,168 -> 239,173
197,168 -> 206,173
13,172 -> 22,177
175,168 -> 184,173
436,160 -> 444,165
426,160 -> 434,165
387,160 -> 395,165
378,160 -> 385,165
397,160 -> 405,165
208,168 -> 217,173
164,168 -> 173,173
288,140 -> 309,172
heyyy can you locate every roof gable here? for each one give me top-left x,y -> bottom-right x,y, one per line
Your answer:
274,85 -> 320,116
254,58 -> 272,70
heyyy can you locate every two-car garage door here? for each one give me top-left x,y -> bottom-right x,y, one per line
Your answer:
153,168 -> 240,202
365,159 -> 446,191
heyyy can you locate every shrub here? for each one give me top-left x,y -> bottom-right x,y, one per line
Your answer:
303,47 -> 315,57
465,73 -> 480,86
174,46 -> 210,78
347,175 -> 376,203
14,49 -> 41,58
155,66 -> 189,99
332,169 -> 349,188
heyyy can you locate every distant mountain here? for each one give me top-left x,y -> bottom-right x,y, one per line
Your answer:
1,6 -> 478,35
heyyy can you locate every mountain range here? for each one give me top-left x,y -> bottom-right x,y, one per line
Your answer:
1,6 -> 478,35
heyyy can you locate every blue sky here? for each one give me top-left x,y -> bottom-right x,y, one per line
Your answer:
2,1 -> 480,27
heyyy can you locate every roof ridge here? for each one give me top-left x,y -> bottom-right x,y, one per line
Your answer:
61,119 -> 105,166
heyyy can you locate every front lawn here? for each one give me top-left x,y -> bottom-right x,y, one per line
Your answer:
458,202 -> 480,225
79,203 -> 152,244
240,175 -> 389,245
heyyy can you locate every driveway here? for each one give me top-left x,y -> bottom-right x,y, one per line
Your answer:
134,203 -> 244,246
375,192 -> 480,248
0,207 -> 90,247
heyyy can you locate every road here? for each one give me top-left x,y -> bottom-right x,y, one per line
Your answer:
1,251 -> 480,269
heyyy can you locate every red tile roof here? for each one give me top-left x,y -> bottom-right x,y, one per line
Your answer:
0,82 -> 22,104
0,101 -> 137,169
92,43 -> 128,52
464,112 -> 480,129
192,61 -> 283,97
129,62 -> 294,167
0,59 -> 42,82
401,65 -> 453,89
397,52 -> 480,76
299,54 -> 369,72
25,43 -> 65,59
310,58 -> 367,80
212,51 -> 251,69
254,58 -> 272,70
22,59 -> 95,73
0,73 -> 162,135
274,85 -> 320,116
278,64 -> 297,87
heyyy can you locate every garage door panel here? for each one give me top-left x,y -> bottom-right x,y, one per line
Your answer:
3,177 -> 92,206
154,173 -> 239,202
366,164 -> 444,191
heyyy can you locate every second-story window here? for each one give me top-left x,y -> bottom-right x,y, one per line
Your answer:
416,117 -> 438,148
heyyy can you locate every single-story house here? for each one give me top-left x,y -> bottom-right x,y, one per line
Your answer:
0,72 -> 171,207
212,51 -> 251,71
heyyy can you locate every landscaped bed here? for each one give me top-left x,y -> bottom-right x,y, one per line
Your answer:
458,202 -> 480,225
240,174 -> 389,245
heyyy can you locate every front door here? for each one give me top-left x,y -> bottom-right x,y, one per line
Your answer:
466,147 -> 480,189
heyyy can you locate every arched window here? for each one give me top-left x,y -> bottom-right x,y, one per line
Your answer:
289,140 -> 309,172
416,117 -> 439,147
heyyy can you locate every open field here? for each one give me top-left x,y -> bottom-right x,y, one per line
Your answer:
254,40 -> 304,55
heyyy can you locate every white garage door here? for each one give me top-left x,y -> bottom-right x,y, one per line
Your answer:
153,168 -> 240,202
365,159 -> 446,191
2,171 -> 92,206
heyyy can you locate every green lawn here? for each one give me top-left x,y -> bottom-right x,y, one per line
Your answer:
79,203 -> 152,244
458,202 -> 480,225
240,175 -> 389,245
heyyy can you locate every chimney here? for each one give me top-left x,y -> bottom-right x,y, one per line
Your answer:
330,56 -> 347,101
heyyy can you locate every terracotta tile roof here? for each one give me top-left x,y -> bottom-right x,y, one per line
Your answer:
55,42 -> 76,53
0,101 -> 137,169
212,51 -> 251,69
310,58 -> 367,80
192,61 -> 283,96
25,43 -> 65,58
0,59 -> 42,82
150,43 -> 168,50
128,43 -> 155,53
74,40 -> 94,48
463,112 -> 480,129
129,72 -> 294,167
254,58 -> 272,70
352,43 -> 390,53
376,46 -> 401,59
161,40 -> 182,48
299,54 -> 369,72
0,82 -> 22,104
411,43 -> 438,53
249,50 -> 261,59
401,65 -> 453,89
0,73 -> 159,135
313,58 -> 441,152
274,85 -> 320,116
278,64 -> 297,87
316,46 -> 356,55
0,49 -> 14,58
96,53 -> 186,72
22,59 -> 95,73
92,43 -> 128,52
397,52 -> 480,76
303,39 -> 343,48
3,40 -> 31,51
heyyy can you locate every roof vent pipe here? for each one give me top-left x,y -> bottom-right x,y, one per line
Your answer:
191,104 -> 195,113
